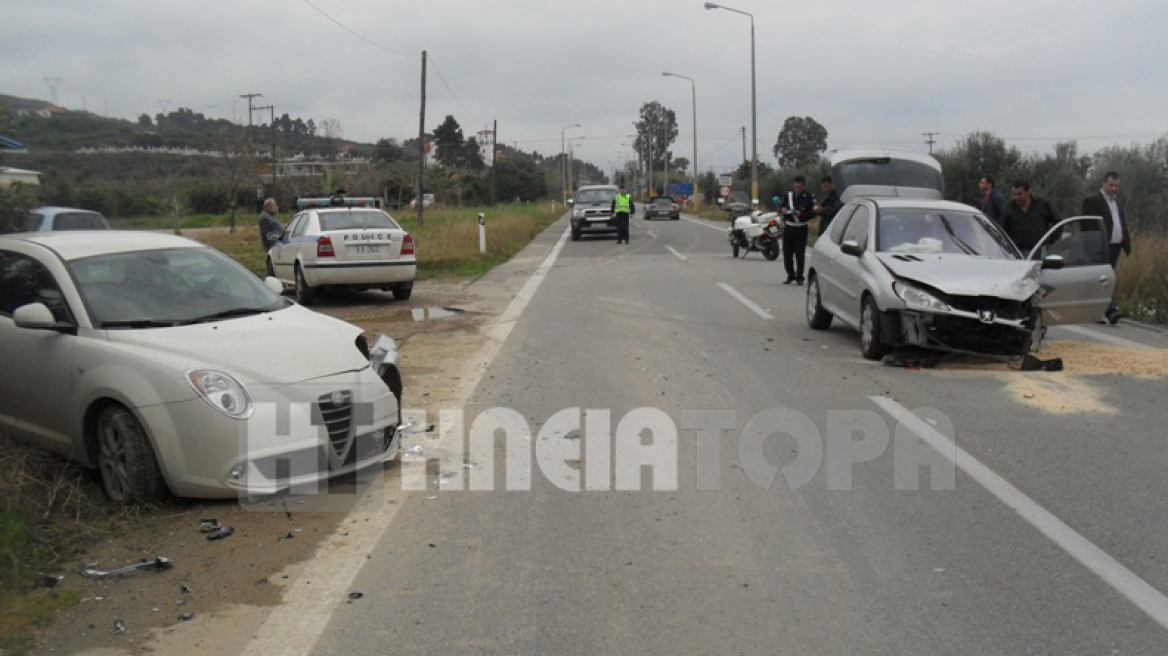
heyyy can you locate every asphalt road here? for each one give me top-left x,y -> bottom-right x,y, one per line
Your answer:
306,211 -> 1168,655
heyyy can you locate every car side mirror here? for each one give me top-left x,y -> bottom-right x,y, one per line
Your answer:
566,199 -> 575,207
264,276 -> 285,295
13,302 -> 60,330
1040,254 -> 1065,270
840,240 -> 863,257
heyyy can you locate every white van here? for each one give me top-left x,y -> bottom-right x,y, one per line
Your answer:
829,150 -> 943,203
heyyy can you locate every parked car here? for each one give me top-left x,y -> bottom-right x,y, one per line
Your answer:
805,197 -> 1114,359
26,206 -> 110,231
830,149 -> 944,203
568,184 -> 619,241
0,231 -> 405,502
644,196 -> 680,220
267,197 -> 416,304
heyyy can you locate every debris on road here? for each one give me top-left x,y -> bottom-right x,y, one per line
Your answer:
111,619 -> 126,635
80,557 -> 173,579
38,572 -> 65,588
205,526 -> 234,541
179,613 -> 194,622
198,519 -> 222,533
347,592 -> 364,600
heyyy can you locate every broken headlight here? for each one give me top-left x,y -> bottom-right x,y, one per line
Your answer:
894,282 -> 951,312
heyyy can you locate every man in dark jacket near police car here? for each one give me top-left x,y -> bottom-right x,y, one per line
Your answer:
779,175 -> 815,285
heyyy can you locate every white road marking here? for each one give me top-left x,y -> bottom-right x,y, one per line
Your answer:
717,282 -> 774,320
1059,325 -> 1153,349
648,231 -> 658,239
241,227 -> 573,656
870,395 -> 1168,633
665,245 -> 688,261
682,215 -> 728,233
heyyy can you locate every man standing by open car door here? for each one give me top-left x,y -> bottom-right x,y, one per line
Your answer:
1081,171 -> 1130,324
611,184 -> 635,244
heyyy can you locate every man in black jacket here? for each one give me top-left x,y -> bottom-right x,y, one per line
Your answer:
779,175 -> 816,285
1002,181 -> 1058,254
977,174 -> 1007,226
258,198 -> 283,254
1081,171 -> 1130,323
813,176 -> 843,237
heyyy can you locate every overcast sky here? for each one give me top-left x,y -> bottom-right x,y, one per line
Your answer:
4,0 -> 1167,174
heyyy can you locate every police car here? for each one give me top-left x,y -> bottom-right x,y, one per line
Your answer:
267,197 -> 416,304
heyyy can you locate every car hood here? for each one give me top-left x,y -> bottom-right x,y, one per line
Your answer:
105,305 -> 368,386
874,253 -> 1042,300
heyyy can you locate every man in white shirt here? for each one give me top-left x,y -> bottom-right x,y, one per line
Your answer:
1080,172 -> 1131,324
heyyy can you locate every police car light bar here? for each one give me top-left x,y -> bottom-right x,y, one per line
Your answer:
296,197 -> 380,209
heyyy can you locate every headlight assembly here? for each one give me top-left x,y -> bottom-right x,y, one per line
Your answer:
894,283 -> 951,312
187,370 -> 253,419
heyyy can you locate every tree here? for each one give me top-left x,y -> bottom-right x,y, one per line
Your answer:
935,131 -> 1023,205
373,138 -> 407,164
495,155 -> 547,202
633,101 -> 679,174
672,157 -> 690,174
773,116 -> 828,169
138,114 -> 153,127
433,115 -> 466,168
735,159 -> 773,180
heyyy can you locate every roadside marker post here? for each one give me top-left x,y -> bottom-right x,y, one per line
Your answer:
479,212 -> 486,253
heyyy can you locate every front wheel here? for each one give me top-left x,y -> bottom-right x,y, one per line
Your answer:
860,295 -> 891,360
96,405 -> 167,505
731,238 -> 740,258
762,240 -> 780,261
806,275 -> 833,330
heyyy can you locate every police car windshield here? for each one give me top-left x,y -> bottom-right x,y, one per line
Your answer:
319,210 -> 400,232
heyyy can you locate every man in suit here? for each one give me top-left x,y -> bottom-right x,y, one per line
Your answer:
1081,171 -> 1130,324
977,174 -> 1007,226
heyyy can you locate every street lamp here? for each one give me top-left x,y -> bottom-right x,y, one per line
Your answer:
567,136 -> 585,194
704,2 -> 757,208
663,71 -> 699,211
561,123 -> 581,204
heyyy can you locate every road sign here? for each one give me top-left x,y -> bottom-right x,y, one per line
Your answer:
718,174 -> 733,187
667,183 -> 694,196
719,185 -> 732,198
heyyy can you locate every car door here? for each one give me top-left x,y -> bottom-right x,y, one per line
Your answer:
1028,216 -> 1115,325
0,249 -> 77,450
822,204 -> 871,327
271,214 -> 305,281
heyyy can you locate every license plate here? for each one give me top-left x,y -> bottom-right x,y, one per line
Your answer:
353,244 -> 381,254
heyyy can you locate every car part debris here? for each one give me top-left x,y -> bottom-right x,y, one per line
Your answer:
38,573 -> 64,589
179,613 -> 194,622
81,557 -> 172,579
403,444 -> 424,456
206,526 -> 234,541
180,585 -> 191,594
111,619 -> 126,635
347,592 -> 364,600
198,519 -> 221,533
1019,354 -> 1064,371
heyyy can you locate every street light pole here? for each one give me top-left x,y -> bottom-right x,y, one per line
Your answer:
704,3 -> 757,207
561,123 -> 580,204
663,72 -> 699,211
568,136 -> 585,193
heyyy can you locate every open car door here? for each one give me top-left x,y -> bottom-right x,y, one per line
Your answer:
1029,216 -> 1115,325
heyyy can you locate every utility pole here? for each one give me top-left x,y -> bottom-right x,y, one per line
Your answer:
43,77 -> 62,105
239,93 -> 262,128
923,131 -> 939,155
417,51 -> 427,226
253,104 -> 275,181
740,126 -> 746,165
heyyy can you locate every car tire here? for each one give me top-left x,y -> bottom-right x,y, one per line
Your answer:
731,241 -> 740,258
860,294 -> 891,360
96,405 -> 167,505
294,264 -> 315,305
393,282 -> 413,300
571,228 -> 581,241
762,241 -> 780,261
671,215 -> 679,221
806,274 -> 833,330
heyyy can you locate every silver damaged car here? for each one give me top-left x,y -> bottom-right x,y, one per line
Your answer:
806,198 -> 1115,359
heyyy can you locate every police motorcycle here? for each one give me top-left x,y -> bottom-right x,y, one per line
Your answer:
727,201 -> 781,260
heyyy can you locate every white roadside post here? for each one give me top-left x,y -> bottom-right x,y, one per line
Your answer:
478,212 -> 486,253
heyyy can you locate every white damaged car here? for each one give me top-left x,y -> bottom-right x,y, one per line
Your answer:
806,197 -> 1115,359
0,232 -> 404,503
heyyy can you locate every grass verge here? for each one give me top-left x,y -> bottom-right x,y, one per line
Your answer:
0,436 -> 113,653
1116,231 -> 1168,323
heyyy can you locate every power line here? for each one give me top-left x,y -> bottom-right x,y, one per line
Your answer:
298,0 -> 417,58
427,56 -> 483,126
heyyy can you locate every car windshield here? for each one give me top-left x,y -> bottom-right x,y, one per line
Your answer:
319,210 -> 401,232
834,158 -> 943,194
726,191 -> 750,204
651,197 -> 673,205
877,208 -> 1018,258
575,189 -> 616,203
68,247 -> 286,328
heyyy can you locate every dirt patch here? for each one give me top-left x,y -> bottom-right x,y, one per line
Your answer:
26,273 -> 524,656
919,341 -> 1168,415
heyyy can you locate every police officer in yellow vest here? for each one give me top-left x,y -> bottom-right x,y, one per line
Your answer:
610,184 -> 635,244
